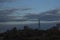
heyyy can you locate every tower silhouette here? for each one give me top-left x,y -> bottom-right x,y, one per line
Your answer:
38,19 -> 40,30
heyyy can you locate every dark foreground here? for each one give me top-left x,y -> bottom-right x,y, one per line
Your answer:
0,23 -> 60,40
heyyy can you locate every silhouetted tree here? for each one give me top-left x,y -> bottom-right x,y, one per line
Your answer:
1,23 -> 60,40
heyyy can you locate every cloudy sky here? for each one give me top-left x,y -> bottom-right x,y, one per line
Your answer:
0,0 -> 60,32
0,0 -> 60,23
0,0 -> 60,16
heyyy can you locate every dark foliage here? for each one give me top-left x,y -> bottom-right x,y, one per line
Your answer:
0,23 -> 60,40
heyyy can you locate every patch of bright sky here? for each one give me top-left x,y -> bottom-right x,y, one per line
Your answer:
1,0 -> 60,16
0,21 -> 60,25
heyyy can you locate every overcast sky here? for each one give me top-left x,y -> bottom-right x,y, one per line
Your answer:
0,0 -> 60,16
0,0 -> 60,23
0,0 -> 60,32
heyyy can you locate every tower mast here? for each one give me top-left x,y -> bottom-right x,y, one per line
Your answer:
38,18 -> 40,29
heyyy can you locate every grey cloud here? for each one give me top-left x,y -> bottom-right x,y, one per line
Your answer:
0,8 -> 19,22
0,0 -> 16,3
24,13 -> 40,19
21,8 -> 32,11
0,8 -> 32,22
24,8 -> 60,21
0,8 -> 19,16
0,8 -> 32,16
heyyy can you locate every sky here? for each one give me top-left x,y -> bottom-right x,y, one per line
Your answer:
0,0 -> 60,32
0,0 -> 60,23
0,0 -> 60,16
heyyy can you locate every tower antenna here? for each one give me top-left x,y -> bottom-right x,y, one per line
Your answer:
38,18 -> 40,30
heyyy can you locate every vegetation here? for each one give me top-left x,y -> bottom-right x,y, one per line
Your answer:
0,24 -> 60,40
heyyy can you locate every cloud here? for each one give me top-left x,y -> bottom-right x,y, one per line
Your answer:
0,8 -> 32,22
0,21 -> 60,25
0,8 -> 19,22
24,8 -> 60,21
0,8 -> 19,16
24,13 -> 40,19
0,0 -> 16,3
21,8 -> 32,11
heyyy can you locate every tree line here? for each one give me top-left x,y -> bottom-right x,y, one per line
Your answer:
0,23 -> 60,40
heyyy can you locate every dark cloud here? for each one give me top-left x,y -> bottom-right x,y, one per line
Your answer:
21,8 -> 32,11
0,8 -> 19,16
0,0 -> 15,3
24,8 -> 60,21
0,8 -> 32,22
0,16 -> 13,22
0,8 -> 32,16
24,13 -> 40,19
0,8 -> 19,22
